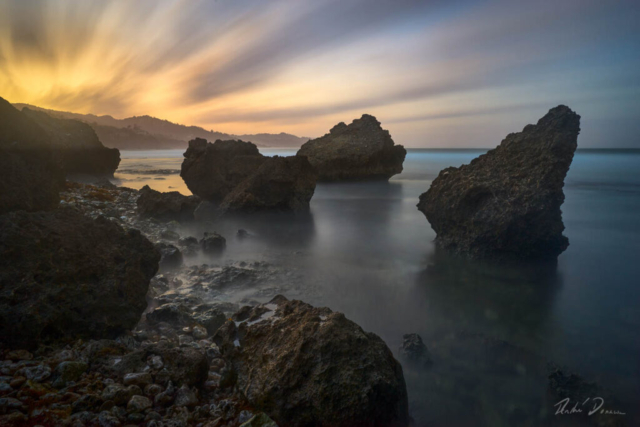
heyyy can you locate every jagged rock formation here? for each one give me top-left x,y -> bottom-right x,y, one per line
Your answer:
219,156 -> 317,213
0,97 -> 65,213
181,138 -> 266,201
297,114 -> 406,181
0,207 -> 160,349
214,296 -> 409,427
22,107 -> 120,175
181,138 -> 318,212
136,185 -> 200,222
417,105 -> 580,260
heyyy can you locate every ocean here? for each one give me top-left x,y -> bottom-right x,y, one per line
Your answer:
114,148 -> 640,426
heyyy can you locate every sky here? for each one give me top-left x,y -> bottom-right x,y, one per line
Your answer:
0,0 -> 639,148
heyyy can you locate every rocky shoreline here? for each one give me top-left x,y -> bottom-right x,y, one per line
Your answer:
0,181 -> 410,426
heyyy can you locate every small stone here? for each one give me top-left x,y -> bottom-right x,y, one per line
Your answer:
123,372 -> 152,387
191,325 -> 208,340
127,395 -> 152,413
144,384 -> 163,397
174,385 -> 198,407
178,335 -> 194,345
147,355 -> 163,370
127,412 -> 146,423
52,361 -> 88,388
98,410 -> 122,427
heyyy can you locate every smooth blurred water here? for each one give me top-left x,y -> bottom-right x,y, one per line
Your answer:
116,148 -> 640,426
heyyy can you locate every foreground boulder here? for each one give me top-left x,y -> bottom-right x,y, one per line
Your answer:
180,138 -> 266,201
214,296 -> 409,426
22,107 -> 120,175
417,105 -> 580,261
0,208 -> 160,349
219,156 -> 317,213
297,114 -> 406,181
0,97 -> 64,214
136,185 -> 200,222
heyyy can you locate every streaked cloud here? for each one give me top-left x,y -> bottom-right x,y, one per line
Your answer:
0,0 -> 638,147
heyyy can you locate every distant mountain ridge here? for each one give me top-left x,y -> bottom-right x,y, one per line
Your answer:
12,103 -> 310,150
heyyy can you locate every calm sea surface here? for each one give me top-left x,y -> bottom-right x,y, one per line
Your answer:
115,149 -> 640,426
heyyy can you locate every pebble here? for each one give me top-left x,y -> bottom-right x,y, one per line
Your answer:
127,395 -> 152,413
123,372 -> 152,387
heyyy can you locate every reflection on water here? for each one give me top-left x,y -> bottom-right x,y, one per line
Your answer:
115,149 -> 640,426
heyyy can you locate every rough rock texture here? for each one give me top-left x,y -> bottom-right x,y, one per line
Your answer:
214,296 -> 409,427
0,208 -> 160,349
106,343 -> 209,387
417,105 -> 580,261
0,97 -> 65,214
297,114 -> 406,181
22,107 -> 120,175
156,243 -> 184,272
219,156 -> 317,213
181,138 -> 266,201
136,185 -> 200,222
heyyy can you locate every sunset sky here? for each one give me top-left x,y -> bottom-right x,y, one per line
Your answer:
1,0 -> 638,147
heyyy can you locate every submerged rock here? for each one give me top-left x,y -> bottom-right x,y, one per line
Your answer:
180,138 -> 266,201
417,105 -> 580,261
218,156 -> 317,213
22,107 -> 120,176
0,97 -> 65,214
399,333 -> 432,367
0,208 -> 160,348
297,114 -> 406,181
200,232 -> 226,255
137,185 -> 200,222
214,296 -> 409,426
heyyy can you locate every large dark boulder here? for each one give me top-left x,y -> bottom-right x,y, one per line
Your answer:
218,156 -> 317,214
180,138 -> 266,201
21,107 -> 120,175
0,97 -> 65,214
0,208 -> 160,349
297,114 -> 406,181
136,185 -> 200,222
417,105 -> 580,261
214,296 -> 409,427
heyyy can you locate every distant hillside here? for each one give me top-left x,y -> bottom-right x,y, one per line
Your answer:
13,104 -> 310,150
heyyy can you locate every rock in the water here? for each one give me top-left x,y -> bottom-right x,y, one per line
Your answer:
22,107 -> 120,175
200,232 -> 226,254
0,97 -> 65,214
137,185 -> 200,222
156,243 -> 184,272
214,296 -> 409,426
296,114 -> 406,181
417,105 -> 580,261
399,333 -> 432,366
180,138 -> 266,201
218,156 -> 317,213
0,208 -> 160,348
